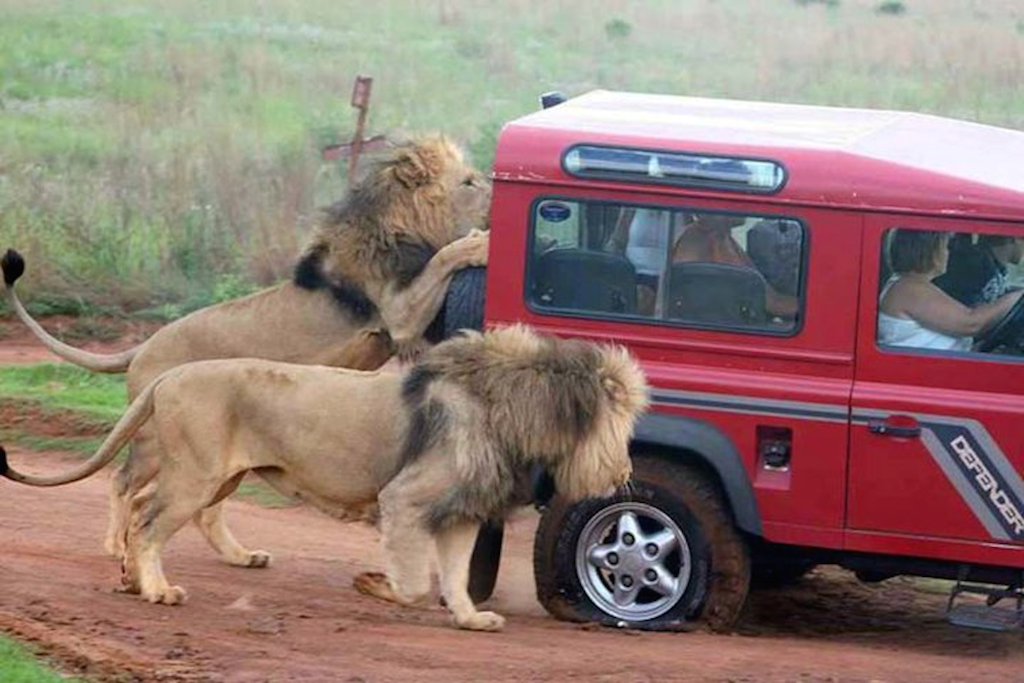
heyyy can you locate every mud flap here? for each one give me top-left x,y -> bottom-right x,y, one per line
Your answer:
468,521 -> 504,604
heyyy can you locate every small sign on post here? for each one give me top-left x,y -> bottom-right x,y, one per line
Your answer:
321,75 -> 388,187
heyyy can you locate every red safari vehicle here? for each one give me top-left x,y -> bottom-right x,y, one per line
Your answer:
482,90 -> 1024,631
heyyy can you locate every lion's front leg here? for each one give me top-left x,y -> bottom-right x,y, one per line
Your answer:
353,481 -> 433,608
436,520 -> 506,632
376,230 -> 489,352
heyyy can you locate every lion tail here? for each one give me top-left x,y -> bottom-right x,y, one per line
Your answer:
2,249 -> 139,373
0,371 -> 164,487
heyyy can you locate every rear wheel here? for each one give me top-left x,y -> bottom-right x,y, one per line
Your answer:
534,456 -> 750,631
468,522 -> 504,603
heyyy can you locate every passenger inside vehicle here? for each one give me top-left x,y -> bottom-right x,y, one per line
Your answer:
935,233 -> 1024,306
878,229 -> 1024,352
532,197 -> 805,330
604,207 -> 680,315
671,212 -> 799,320
747,219 -> 802,298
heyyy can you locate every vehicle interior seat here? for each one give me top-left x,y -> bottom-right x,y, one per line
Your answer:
666,262 -> 768,326
533,248 -> 638,314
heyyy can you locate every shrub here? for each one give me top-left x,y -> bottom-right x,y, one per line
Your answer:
876,1 -> 906,15
604,19 -> 632,40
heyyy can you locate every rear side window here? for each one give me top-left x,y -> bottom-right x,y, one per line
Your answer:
528,198 -> 805,334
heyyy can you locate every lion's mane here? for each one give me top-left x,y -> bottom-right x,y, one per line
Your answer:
293,136 -> 487,322
398,325 -> 649,531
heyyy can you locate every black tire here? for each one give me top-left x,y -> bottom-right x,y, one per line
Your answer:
534,456 -> 750,631
426,266 -> 487,344
442,266 -> 487,338
468,522 -> 504,604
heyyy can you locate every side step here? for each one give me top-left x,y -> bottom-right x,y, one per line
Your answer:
946,569 -> 1024,631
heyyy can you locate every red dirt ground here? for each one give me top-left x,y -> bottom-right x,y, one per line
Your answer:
1,321 -> 1023,682
0,315 -> 162,366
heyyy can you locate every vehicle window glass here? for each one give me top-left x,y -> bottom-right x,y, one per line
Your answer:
563,146 -> 785,193
877,227 -> 1024,358
528,199 -> 805,334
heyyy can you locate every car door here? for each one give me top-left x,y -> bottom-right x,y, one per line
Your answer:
506,191 -> 861,550
847,215 -> 1024,566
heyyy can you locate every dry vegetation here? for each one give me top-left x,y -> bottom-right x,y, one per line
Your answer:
1,0 -> 1022,314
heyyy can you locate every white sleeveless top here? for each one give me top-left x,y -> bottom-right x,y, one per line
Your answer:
877,277 -> 972,352
625,209 -> 671,276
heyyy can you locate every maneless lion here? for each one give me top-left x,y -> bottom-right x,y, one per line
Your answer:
0,325 -> 649,632
0,135 -> 491,566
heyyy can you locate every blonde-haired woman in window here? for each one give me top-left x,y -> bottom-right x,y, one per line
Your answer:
879,229 -> 1024,351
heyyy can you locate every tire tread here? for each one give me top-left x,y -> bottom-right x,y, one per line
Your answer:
534,455 -> 750,631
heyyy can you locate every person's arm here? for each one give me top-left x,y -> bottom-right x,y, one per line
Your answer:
604,208 -> 636,252
737,239 -> 798,320
765,285 -> 799,319
901,283 -> 1023,337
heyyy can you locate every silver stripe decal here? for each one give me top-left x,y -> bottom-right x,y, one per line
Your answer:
651,388 -> 848,423
650,396 -> 1022,543
853,409 -> 1024,505
854,408 -> 1024,541
919,429 -> 1009,541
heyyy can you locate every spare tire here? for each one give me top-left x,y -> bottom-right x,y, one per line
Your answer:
441,266 -> 487,336
425,266 -> 487,344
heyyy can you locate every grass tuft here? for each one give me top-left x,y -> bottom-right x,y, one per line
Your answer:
0,635 -> 87,682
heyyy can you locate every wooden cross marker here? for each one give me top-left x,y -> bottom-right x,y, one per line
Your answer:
321,75 -> 388,187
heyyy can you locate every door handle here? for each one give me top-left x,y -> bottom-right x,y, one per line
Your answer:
867,416 -> 921,438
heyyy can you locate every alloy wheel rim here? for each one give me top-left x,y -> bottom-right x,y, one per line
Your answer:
575,501 -> 691,622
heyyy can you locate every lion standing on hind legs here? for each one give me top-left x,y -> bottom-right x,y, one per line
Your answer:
0,325 -> 649,631
0,135 -> 491,566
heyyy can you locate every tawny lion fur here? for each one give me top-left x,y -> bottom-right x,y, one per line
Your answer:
0,326 -> 648,632
0,136 -> 491,567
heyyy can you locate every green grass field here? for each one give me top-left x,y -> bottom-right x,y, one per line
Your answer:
0,635 -> 85,682
0,363 -> 126,423
0,362 -> 124,458
1,0 -> 1023,314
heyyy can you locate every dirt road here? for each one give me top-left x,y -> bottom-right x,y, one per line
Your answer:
0,447 -> 1022,683
0,326 -> 1022,682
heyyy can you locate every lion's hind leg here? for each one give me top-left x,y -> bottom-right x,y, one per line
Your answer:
126,466 -> 223,606
105,429 -> 161,558
435,520 -> 505,632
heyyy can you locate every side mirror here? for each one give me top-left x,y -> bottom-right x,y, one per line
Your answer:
539,91 -> 567,109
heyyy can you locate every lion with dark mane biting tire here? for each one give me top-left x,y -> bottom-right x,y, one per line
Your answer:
0,135 -> 491,567
0,325 -> 649,632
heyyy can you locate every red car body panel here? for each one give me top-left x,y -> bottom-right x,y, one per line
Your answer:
485,90 -> 1024,570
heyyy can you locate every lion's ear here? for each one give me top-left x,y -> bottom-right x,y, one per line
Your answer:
602,376 -> 629,407
597,348 -> 650,417
391,147 -> 441,188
